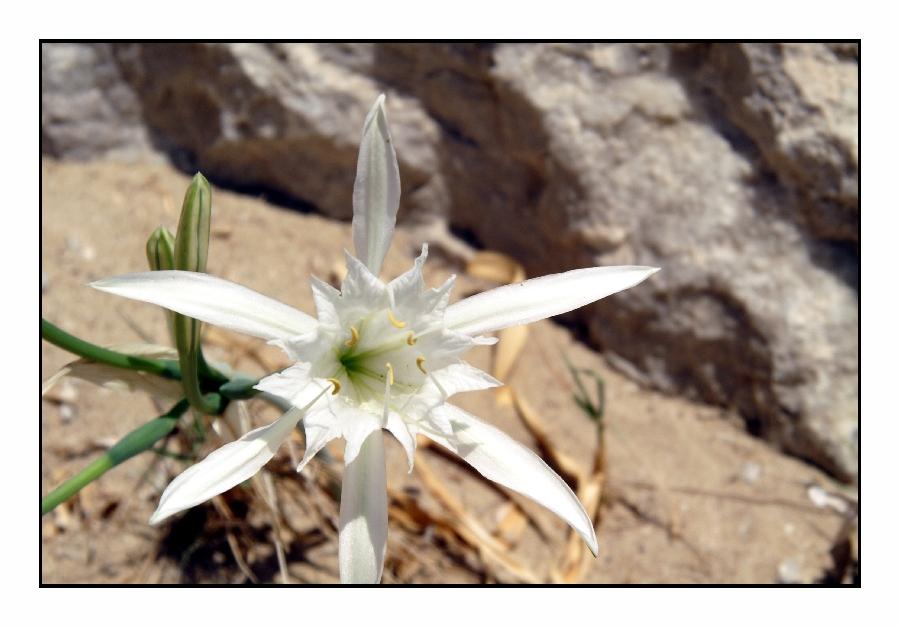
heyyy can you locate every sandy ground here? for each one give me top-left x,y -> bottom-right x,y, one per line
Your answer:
41,158 -> 856,584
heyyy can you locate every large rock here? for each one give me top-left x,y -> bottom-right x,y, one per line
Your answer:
40,42 -> 859,480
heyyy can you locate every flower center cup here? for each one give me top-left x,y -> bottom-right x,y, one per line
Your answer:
327,308 -> 433,411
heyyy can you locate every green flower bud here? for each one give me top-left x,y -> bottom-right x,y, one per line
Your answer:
174,172 -> 212,273
173,173 -> 217,414
146,226 -> 175,271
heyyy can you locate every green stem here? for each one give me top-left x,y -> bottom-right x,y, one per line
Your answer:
174,316 -> 219,414
41,399 -> 192,515
41,318 -> 182,381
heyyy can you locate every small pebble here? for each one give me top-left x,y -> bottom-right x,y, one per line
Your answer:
57,381 -> 78,404
740,461 -> 762,484
807,485 -> 849,514
59,403 -> 76,422
777,558 -> 802,584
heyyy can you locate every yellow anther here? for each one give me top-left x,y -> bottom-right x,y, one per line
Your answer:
406,332 -> 417,346
344,326 -> 360,348
385,363 -> 395,386
326,378 -> 341,395
387,310 -> 406,329
416,356 -> 427,374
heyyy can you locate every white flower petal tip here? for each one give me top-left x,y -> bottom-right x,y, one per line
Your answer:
147,408 -> 303,526
588,533 -> 600,557
352,94 -> 401,277
444,264 -> 661,336
90,271 -> 316,341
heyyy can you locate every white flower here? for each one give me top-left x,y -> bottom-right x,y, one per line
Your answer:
91,94 -> 658,584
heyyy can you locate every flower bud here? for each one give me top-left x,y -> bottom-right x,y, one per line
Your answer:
173,173 -> 217,414
146,226 -> 175,271
174,173 -> 212,273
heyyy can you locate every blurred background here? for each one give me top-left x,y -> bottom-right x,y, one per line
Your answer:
40,42 -> 858,584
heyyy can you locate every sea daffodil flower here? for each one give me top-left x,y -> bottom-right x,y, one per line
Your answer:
91,94 -> 658,584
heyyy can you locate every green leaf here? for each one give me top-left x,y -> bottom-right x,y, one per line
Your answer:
563,356 -> 606,428
41,399 -> 191,516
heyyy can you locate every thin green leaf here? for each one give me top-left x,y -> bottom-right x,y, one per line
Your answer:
41,399 -> 192,515
563,355 -> 606,428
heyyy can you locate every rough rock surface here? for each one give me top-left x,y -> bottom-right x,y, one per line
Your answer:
40,42 -> 859,480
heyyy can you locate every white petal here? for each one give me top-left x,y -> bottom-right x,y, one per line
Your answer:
387,244 -> 427,313
423,403 -> 599,556
254,364 -> 332,409
444,265 -> 659,336
308,276 -> 343,329
342,252 -> 389,306
400,363 -> 501,432
351,94 -> 401,277
384,411 -> 417,472
91,271 -> 317,341
149,407 -> 303,525
296,402 -> 382,472
339,430 -> 388,584
429,362 -> 502,398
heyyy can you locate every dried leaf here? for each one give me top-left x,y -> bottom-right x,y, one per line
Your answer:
42,343 -> 183,400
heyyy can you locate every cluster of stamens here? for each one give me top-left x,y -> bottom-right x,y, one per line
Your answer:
326,309 -> 430,400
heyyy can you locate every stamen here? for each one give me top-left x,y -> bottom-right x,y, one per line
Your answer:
428,371 -> 449,399
344,326 -> 360,348
387,310 -> 406,329
416,356 -> 427,374
406,332 -> 417,346
326,378 -> 341,395
385,362 -> 395,386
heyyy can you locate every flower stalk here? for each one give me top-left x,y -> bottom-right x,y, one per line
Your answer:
173,173 -> 218,414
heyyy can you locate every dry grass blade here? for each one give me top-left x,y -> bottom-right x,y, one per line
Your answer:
417,436 -> 555,539
494,501 -> 528,545
254,471 -> 291,584
552,436 -> 606,583
465,251 -> 528,406
211,495 -> 259,584
511,390 -> 586,488
413,452 -> 542,584
218,400 -> 292,583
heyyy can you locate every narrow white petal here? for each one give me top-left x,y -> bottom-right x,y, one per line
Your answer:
149,408 -> 303,525
91,271 -> 316,341
339,430 -> 388,584
424,404 -> 599,556
444,266 -> 659,336
351,94 -> 401,277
